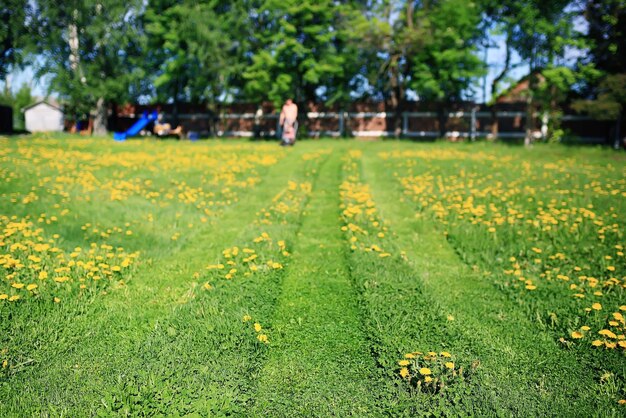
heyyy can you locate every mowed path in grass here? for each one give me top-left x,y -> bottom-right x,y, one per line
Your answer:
251,150 -> 384,416
1,139 -> 623,416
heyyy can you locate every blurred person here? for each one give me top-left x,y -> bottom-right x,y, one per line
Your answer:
253,104 -> 263,139
279,98 -> 298,146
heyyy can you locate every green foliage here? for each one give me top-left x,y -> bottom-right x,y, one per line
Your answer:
145,0 -> 249,104
535,64 -> 597,118
243,0 -> 361,107
573,74 -> 626,120
585,0 -> 626,74
0,0 -> 35,79
407,0 -> 486,102
33,0 -> 147,117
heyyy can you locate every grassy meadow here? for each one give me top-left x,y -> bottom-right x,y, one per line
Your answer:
0,136 -> 625,416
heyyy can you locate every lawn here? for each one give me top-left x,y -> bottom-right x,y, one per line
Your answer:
1,136 -> 625,416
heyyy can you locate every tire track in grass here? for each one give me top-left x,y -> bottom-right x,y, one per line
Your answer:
339,148 -> 486,416
0,146 -> 315,415
91,148 -> 332,416
359,145 -> 614,416
250,149 -> 385,417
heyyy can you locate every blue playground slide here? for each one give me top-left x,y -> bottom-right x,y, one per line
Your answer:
113,111 -> 158,141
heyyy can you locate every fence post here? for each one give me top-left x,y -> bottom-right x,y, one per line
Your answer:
402,112 -> 408,136
339,111 -> 344,137
470,107 -> 477,141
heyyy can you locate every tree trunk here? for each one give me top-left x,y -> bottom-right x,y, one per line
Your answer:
490,104 -> 498,140
389,58 -> 405,138
490,33 -> 511,140
93,97 -> 108,136
524,73 -> 538,147
4,74 -> 10,95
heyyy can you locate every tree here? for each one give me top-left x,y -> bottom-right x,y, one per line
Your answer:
0,0 -> 34,82
573,75 -> 626,144
585,0 -> 626,74
482,0 -> 580,144
573,0 -> 626,148
344,1 -> 485,137
407,0 -> 486,137
33,0 -> 147,134
243,1 -> 358,108
144,0 -> 249,111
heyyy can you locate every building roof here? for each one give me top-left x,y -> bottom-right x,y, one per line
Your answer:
22,99 -> 63,112
496,70 -> 546,104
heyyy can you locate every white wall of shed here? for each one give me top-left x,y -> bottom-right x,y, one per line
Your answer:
25,104 -> 64,132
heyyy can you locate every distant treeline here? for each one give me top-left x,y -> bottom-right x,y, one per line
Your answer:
1,0 -> 625,141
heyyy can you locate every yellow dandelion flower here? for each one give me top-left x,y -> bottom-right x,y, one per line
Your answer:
591,340 -> 603,347
26,284 -> 38,291
525,285 -> 537,290
54,297 -> 61,303
571,331 -> 584,339
243,315 -> 252,322
404,353 -> 416,359
399,367 -> 410,378
0,294 -> 8,300
419,367 -> 432,376
599,329 -> 617,339
591,303 -> 602,310
424,376 -> 433,383
440,351 -> 452,358
257,334 -> 268,343
445,362 -> 455,369
11,283 -> 24,289
580,326 -> 590,331
8,295 -> 20,302
254,323 -> 262,332
398,360 -> 410,366
618,399 -> 626,405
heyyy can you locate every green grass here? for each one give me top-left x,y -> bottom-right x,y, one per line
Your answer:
0,136 -> 625,416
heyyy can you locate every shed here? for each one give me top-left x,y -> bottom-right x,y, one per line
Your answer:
23,100 -> 64,132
